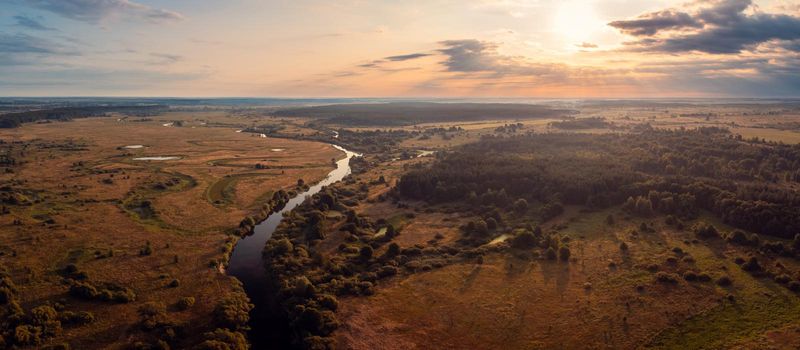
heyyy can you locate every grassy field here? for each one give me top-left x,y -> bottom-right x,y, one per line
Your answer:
0,114 -> 341,348
333,205 -> 800,349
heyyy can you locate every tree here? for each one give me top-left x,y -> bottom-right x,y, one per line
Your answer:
358,246 -> 373,262
511,231 -> 537,249
473,220 -> 489,236
485,217 -> 498,231
545,247 -> 557,260
558,245 -> 571,261
513,199 -> 529,213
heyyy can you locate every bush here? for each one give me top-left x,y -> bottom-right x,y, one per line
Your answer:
558,246 -> 571,261
137,302 -> 168,330
655,272 -> 679,284
317,294 -> 339,311
14,325 -> 40,346
168,279 -> 180,288
376,265 -> 398,278
619,242 -> 628,252
513,198 -> 529,213
140,241 -> 153,256
384,243 -> 400,258
59,311 -> 94,325
301,335 -> 335,350
682,271 -> 698,281
198,329 -> 249,350
716,276 -> 733,286
545,247 -> 557,260
697,273 -> 712,282
358,246 -> 373,262
789,281 -> 800,292
741,257 -> 762,273
694,223 -> 719,239
485,217 -> 498,231
213,295 -> 254,331
510,232 -> 537,249
775,274 -> 792,284
176,297 -> 195,311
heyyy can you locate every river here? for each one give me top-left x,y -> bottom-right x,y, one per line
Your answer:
226,144 -> 359,348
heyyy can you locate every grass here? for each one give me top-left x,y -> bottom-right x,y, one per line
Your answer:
205,173 -> 273,206
0,115 -> 342,349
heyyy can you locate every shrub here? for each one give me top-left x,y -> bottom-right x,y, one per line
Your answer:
168,279 -> 180,288
510,232 -> 537,249
545,247 -> 557,260
741,257 -> 762,273
358,246 -> 373,262
198,329 -> 248,350
213,295 -> 254,331
775,274 -> 792,284
302,335 -> 335,350
682,271 -> 698,281
513,198 -> 528,213
176,297 -> 195,311
558,246 -> 571,261
694,223 -> 719,239
619,242 -> 628,252
317,294 -> 339,311
655,272 -> 679,284
59,311 -> 94,325
140,241 -> 153,256
789,281 -> 800,292
377,265 -> 398,278
716,276 -> 733,286
14,325 -> 40,346
137,302 -> 167,330
697,273 -> 712,282
486,217 -> 498,231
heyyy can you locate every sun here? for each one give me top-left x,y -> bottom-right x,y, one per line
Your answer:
552,0 -> 604,46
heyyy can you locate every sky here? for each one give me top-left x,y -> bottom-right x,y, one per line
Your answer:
1,0 -> 799,98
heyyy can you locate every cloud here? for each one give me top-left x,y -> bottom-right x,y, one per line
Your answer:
437,39 -> 564,78
24,0 -> 184,24
149,52 -> 182,65
609,10 -> 701,36
384,53 -> 431,61
13,15 -> 57,31
611,0 -> 800,54
345,38 -> 800,97
0,32 -> 78,55
0,32 -> 80,67
576,42 -> 598,49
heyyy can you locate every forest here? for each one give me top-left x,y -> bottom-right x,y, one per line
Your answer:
273,102 -> 572,126
0,105 -> 167,128
398,128 -> 800,239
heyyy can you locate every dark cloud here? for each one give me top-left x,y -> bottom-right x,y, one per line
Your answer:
384,53 -> 431,61
357,62 -> 381,68
437,39 -> 564,78
24,0 -> 183,24
13,15 -> 57,31
609,10 -> 701,36
611,0 -> 800,54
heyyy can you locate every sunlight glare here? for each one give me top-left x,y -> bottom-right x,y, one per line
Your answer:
553,1 -> 604,46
